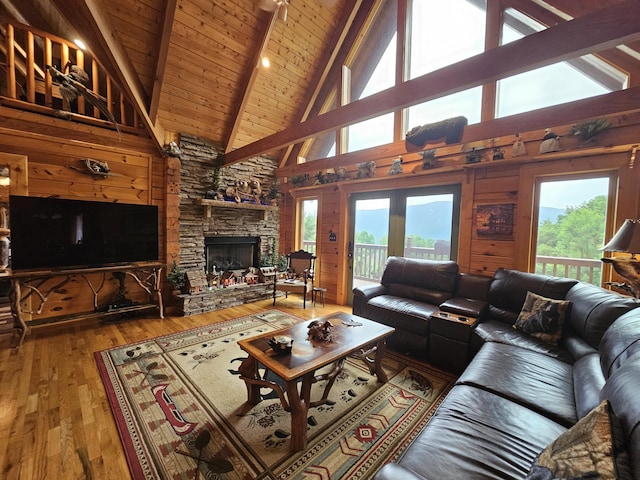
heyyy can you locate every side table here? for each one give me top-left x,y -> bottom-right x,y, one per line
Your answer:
429,310 -> 478,374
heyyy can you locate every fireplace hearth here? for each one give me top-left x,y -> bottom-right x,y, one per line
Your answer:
204,236 -> 260,274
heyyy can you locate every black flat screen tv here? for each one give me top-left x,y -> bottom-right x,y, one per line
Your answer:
9,195 -> 159,271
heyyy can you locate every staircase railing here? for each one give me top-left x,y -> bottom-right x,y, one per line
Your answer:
1,21 -> 141,132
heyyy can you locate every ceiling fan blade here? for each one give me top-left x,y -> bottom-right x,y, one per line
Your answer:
258,0 -> 277,12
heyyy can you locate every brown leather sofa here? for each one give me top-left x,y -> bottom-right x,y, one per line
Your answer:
352,256 -> 492,359
359,264 -> 640,480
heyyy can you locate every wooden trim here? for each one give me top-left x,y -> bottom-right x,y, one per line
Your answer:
225,0 -> 640,164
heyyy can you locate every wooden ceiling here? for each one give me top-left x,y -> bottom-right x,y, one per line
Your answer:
1,0 -> 640,167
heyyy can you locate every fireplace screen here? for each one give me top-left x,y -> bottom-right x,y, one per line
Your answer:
204,236 -> 259,273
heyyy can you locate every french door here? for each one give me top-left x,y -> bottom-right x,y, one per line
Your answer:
347,185 -> 461,304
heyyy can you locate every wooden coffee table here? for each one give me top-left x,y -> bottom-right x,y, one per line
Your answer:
237,311 -> 394,451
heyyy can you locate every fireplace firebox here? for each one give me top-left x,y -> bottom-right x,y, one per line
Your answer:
204,236 -> 260,274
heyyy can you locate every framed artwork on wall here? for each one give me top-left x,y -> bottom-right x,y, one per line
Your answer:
475,203 -> 515,236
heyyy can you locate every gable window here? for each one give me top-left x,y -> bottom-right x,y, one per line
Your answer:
405,0 -> 486,129
496,8 -> 626,118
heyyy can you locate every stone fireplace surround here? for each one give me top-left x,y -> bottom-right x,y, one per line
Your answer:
176,135 -> 279,315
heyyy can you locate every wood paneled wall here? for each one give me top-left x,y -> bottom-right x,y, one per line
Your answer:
279,121 -> 640,306
0,113 -> 167,323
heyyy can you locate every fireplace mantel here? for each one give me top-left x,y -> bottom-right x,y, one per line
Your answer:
194,198 -> 277,219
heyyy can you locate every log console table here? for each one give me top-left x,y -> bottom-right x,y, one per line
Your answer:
3,262 -> 164,346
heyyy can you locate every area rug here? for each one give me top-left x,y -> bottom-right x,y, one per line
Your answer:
95,310 -> 456,479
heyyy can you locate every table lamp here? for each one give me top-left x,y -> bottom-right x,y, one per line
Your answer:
601,219 -> 640,298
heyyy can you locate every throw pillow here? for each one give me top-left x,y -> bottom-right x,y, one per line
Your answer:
514,291 -> 570,345
525,400 -> 632,480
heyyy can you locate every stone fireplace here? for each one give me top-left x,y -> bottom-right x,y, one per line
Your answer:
175,134 -> 279,315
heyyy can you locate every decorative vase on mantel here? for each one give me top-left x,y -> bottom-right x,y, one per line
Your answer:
0,206 -> 9,270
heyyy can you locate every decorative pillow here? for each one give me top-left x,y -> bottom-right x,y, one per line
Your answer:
525,400 -> 632,480
514,291 -> 570,345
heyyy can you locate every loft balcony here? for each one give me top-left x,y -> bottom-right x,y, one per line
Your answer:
0,21 -> 143,135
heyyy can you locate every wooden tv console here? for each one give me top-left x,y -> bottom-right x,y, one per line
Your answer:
3,262 -> 164,346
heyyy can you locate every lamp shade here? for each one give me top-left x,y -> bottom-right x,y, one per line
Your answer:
602,219 -> 640,254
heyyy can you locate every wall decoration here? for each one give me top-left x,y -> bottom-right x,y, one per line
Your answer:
475,204 -> 515,236
570,118 -> 611,146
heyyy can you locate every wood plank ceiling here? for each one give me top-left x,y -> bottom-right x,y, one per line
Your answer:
1,0 -> 639,167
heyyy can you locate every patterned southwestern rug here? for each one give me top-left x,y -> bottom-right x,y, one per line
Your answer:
95,310 -> 456,480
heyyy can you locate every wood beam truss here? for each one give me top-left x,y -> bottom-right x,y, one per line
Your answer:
225,0 -> 640,165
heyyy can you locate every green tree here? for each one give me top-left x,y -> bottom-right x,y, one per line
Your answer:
407,235 -> 435,248
303,212 -> 317,242
356,230 -> 376,244
537,195 -> 606,259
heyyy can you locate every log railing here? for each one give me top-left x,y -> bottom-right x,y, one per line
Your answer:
2,21 -> 140,132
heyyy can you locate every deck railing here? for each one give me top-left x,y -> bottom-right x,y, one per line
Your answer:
339,243 -> 603,286
1,21 -> 139,131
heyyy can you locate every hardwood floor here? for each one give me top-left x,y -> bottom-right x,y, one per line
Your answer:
0,298 -> 350,480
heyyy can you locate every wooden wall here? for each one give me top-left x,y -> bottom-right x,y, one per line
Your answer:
0,108 -> 167,323
279,117 -> 640,306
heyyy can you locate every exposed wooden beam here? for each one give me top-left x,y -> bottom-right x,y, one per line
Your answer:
225,0 -> 640,165
277,84 -> 640,177
51,0 -> 164,149
149,0 -> 178,123
224,9 -> 279,154
279,0 -> 365,167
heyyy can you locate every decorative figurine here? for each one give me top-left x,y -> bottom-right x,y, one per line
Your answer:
307,320 -> 336,342
388,157 -> 403,175
420,149 -> 437,169
405,116 -> 468,150
512,133 -> 527,157
539,129 -> 561,154
356,160 -> 376,178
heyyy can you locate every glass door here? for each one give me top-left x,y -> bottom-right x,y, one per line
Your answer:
349,195 -> 391,294
347,185 -> 460,304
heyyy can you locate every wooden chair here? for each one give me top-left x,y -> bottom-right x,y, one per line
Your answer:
273,250 -> 316,308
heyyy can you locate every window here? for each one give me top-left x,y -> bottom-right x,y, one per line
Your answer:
344,1 -> 397,152
405,0 -> 485,129
533,175 -> 614,285
299,198 -> 318,254
496,8 -> 626,118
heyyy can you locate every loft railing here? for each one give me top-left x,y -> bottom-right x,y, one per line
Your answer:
346,243 -> 603,286
1,22 -> 140,132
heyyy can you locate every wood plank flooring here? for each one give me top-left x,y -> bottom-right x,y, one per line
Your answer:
0,298 -> 350,480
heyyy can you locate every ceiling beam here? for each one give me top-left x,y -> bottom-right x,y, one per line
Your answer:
224,0 -> 640,165
50,0 -> 164,149
148,0 -> 178,124
224,8 -> 279,154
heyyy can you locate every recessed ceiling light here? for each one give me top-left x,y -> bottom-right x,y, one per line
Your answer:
261,57 -> 271,68
74,39 -> 87,50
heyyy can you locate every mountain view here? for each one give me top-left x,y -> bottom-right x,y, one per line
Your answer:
355,201 -> 566,244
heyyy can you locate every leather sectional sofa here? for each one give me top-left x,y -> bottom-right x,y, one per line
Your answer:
352,257 -> 640,479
